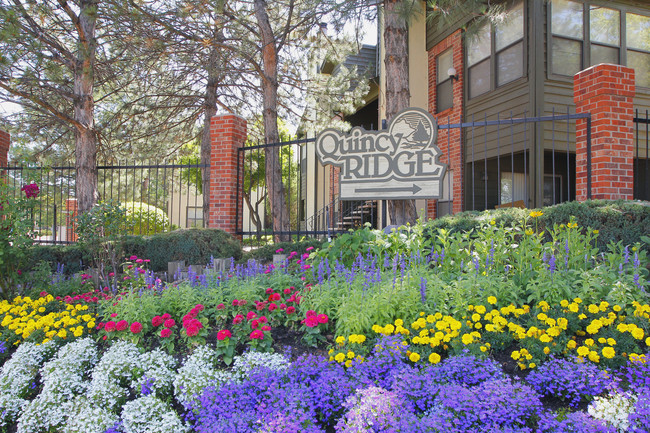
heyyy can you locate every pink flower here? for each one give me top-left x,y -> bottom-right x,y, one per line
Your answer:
306,310 -> 316,317
262,325 -> 271,332
39,291 -> 48,297
163,319 -> 176,328
306,247 -> 314,251
279,303 -> 287,310
105,321 -> 116,332
21,183 -> 39,198
250,329 -> 264,340
317,314 -> 329,324
108,272 -> 115,277
195,304 -> 205,312
136,259 -> 143,264
160,328 -> 172,338
286,306 -> 296,315
246,311 -> 257,321
152,316 -> 163,327
233,314 -> 244,325
186,325 -> 200,337
271,293 -> 281,301
129,255 -> 138,261
110,313 -> 118,318
116,320 -> 128,331
130,322 -> 143,334
275,248 -> 284,253
251,319 -> 259,329
265,287 -> 274,294
161,313 -> 171,320
144,259 -> 150,263
217,330 -> 232,341
304,316 -> 319,328
138,268 -> 145,274
283,288 -> 292,295
232,299 -> 240,306
268,303 -> 278,312
259,316 -> 268,324
216,303 -> 225,310
256,302 -> 266,311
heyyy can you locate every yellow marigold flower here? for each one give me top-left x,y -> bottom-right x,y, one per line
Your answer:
347,351 -> 355,359
426,315 -> 435,324
429,353 -> 441,364
576,330 -> 586,336
471,313 -> 481,322
539,334 -> 552,344
577,346 -> 590,357
409,352 -> 421,363
538,301 -> 550,312
646,336 -> 650,346
490,220 -> 496,226
567,222 -> 578,229
543,346 -> 551,355
487,296 -> 497,305
329,356 -> 334,362
537,313 -> 548,321
588,304 -> 599,314
632,328 -> 645,340
593,230 -> 599,234
617,323 -> 629,333
557,318 -> 568,329
344,360 -> 352,368
613,305 -> 622,312
588,351 -> 600,363
602,347 -> 615,359
480,345 -> 488,352
598,337 -> 607,344
357,334 -> 366,343
475,323 -> 483,330
461,334 -> 474,345
574,298 -> 583,304
57,329 -> 67,339
336,336 -> 346,345
547,327 -> 561,337
475,305 -> 486,315
73,329 -> 83,338
560,300 -> 569,308
585,338 -> 595,347
529,363 -> 536,369
334,353 -> 345,363
579,314 -> 587,320
384,324 -> 395,334
518,363 -> 527,370
568,303 -> 579,313
511,350 -> 521,360
485,324 -> 496,333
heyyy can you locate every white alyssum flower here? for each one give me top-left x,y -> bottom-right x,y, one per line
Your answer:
87,340 -> 141,410
588,390 -> 638,432
0,341 -> 56,427
62,396 -> 119,433
132,348 -> 177,397
121,395 -> 188,433
231,351 -> 290,380
17,338 -> 98,433
173,346 -> 231,406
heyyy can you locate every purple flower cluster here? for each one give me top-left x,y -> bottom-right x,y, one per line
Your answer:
625,353 -> 650,391
347,334 -> 411,389
537,410 -> 615,433
629,387 -> 650,433
428,351 -> 504,386
526,357 -> 612,407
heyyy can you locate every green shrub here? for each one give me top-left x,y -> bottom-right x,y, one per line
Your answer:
27,245 -> 91,275
122,201 -> 170,235
423,200 -> 650,253
121,228 -> 242,271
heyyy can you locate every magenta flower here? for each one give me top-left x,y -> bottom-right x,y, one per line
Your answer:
130,322 -> 143,334
21,183 -> 39,198
217,330 -> 232,341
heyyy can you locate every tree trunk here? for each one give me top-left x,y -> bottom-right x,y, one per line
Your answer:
384,0 -> 417,227
254,0 -> 290,242
75,0 -> 100,213
202,44 -> 220,227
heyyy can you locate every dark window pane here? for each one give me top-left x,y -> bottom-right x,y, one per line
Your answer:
437,79 -> 453,112
469,58 -> 491,98
552,37 -> 582,76
628,50 -> 650,88
551,0 -> 583,39
590,6 -> 620,46
497,42 -> 524,86
591,44 -> 619,65
496,2 -> 524,50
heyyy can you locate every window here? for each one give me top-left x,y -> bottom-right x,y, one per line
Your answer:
467,1 -> 524,99
436,49 -> 454,112
186,206 -> 203,228
437,170 -> 453,217
550,1 -> 650,88
500,172 -> 528,205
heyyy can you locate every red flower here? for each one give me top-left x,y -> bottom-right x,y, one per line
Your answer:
250,329 -> 264,340
251,319 -> 259,329
130,322 -> 143,334
105,321 -> 116,332
271,293 -> 281,301
268,303 -> 278,312
262,325 -> 271,332
160,328 -> 172,338
286,306 -> 296,315
317,314 -> 329,324
152,316 -> 163,327
116,320 -> 128,331
216,303 -> 226,310
233,314 -> 244,325
246,311 -> 257,321
163,319 -> 176,328
217,330 -> 232,340
186,325 -> 200,337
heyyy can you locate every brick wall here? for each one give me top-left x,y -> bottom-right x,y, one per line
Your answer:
0,130 -> 9,167
66,199 -> 78,242
427,29 -> 464,218
574,64 -> 636,201
208,114 -> 247,236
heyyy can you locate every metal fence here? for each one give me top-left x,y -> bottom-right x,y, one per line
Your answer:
634,110 -> 650,201
1,160 -> 207,244
441,109 -> 590,214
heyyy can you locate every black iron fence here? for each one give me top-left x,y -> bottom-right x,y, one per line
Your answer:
1,160 -> 207,244
634,110 -> 649,201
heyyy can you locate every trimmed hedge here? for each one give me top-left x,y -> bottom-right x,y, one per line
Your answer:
27,228 -> 243,273
424,200 -> 650,252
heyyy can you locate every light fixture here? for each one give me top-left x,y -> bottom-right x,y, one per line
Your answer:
448,66 -> 459,82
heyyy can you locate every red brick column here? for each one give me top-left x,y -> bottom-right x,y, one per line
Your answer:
0,130 -> 9,168
208,114 -> 247,236
574,64 -> 636,201
66,198 -> 78,242
427,29 -> 464,218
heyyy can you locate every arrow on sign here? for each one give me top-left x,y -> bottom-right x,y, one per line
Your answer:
354,184 -> 422,195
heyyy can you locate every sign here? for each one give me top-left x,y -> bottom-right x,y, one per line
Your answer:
315,107 -> 447,200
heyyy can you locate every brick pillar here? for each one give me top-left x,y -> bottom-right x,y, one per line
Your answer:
208,114 -> 247,236
0,130 -> 9,168
427,29 -> 464,218
574,64 -> 636,201
66,198 -> 78,242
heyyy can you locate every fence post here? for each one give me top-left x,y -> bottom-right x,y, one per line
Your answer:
66,198 -> 78,242
0,130 -> 9,168
208,114 -> 247,238
573,64 -> 636,201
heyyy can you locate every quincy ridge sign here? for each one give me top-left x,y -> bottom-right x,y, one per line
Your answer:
315,107 -> 447,200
